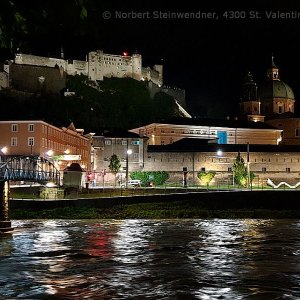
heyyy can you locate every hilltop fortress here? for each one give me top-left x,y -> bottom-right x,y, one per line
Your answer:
12,50 -> 163,86
0,49 -> 188,114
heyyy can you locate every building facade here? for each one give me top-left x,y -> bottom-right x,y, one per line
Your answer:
91,131 -> 147,185
239,56 -> 300,145
0,120 -> 91,173
258,56 -> 295,116
130,118 -> 282,146
146,140 -> 300,186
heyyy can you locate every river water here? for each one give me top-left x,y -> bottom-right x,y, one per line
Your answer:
1,219 -> 300,299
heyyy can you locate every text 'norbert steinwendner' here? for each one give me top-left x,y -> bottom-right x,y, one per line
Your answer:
114,11 -> 219,20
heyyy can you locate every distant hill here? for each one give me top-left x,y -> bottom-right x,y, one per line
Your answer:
0,75 -> 181,133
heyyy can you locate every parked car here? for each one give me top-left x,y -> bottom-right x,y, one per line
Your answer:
120,180 -> 142,188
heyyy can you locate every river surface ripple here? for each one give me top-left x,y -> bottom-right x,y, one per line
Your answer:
1,219 -> 300,299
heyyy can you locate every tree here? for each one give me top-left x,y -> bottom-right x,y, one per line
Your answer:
232,152 -> 248,187
197,171 -> 216,189
108,154 -> 121,187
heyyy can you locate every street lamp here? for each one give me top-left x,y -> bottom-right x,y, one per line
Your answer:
46,149 -> 54,157
1,147 -> 8,154
246,142 -> 251,190
1,147 -> 8,162
125,149 -> 132,188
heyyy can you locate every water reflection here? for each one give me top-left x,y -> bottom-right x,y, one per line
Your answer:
1,219 -> 300,299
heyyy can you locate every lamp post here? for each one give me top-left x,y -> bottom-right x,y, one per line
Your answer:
125,149 -> 132,188
0,146 -> 12,232
247,142 -> 251,190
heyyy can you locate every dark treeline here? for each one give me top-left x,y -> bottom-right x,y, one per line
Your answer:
0,76 -> 180,133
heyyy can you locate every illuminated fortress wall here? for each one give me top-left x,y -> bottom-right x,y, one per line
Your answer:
13,50 -> 163,85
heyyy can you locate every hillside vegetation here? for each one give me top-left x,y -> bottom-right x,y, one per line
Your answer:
0,76 -> 180,133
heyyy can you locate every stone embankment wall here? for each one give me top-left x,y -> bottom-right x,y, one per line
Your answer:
9,190 -> 300,210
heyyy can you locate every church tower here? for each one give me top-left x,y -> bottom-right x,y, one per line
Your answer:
258,55 -> 295,117
240,71 -> 265,122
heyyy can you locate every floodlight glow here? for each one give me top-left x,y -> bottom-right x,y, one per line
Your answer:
1,146 -> 8,154
46,150 -> 54,156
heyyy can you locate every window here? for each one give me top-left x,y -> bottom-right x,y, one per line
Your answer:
105,140 -> 112,145
11,137 -> 17,146
11,124 -> 18,132
262,167 -> 266,173
228,167 -> 232,172
201,167 -> 206,172
295,128 -> 300,137
131,140 -> 140,145
28,124 -> 34,132
28,137 -> 34,146
286,168 -> 291,173
122,140 -> 127,145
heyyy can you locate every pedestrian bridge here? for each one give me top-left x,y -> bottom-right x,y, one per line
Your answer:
0,155 -> 60,186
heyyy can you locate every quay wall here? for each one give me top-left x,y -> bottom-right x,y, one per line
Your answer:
9,190 -> 300,211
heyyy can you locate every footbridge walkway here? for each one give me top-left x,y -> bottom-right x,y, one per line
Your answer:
0,155 -> 61,232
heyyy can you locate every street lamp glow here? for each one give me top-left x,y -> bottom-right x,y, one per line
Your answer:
125,149 -> 132,188
1,146 -> 8,154
64,149 -> 70,154
46,150 -> 54,156
217,150 -> 223,156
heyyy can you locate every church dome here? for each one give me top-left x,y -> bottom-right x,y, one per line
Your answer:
258,80 -> 295,100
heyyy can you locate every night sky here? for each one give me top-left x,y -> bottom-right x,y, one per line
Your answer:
2,0 -> 300,118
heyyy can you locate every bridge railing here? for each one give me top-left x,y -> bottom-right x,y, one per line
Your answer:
0,155 -> 60,185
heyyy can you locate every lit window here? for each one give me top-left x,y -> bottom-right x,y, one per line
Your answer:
11,137 -> 17,146
28,124 -> 34,132
11,124 -> 18,132
122,140 -> 127,145
105,140 -> 112,145
28,137 -> 34,146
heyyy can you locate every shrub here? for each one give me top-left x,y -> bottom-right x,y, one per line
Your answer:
130,171 -> 169,186
197,171 -> 216,188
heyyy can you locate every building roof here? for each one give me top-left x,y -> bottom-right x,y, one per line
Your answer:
104,129 -> 144,138
147,117 -> 279,130
258,80 -> 295,100
148,138 -> 300,153
64,163 -> 84,172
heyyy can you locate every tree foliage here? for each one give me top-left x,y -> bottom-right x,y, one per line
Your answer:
108,154 -> 121,187
232,152 -> 255,187
130,171 -> 169,186
108,154 -> 121,175
0,76 -> 181,132
197,171 -> 216,188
